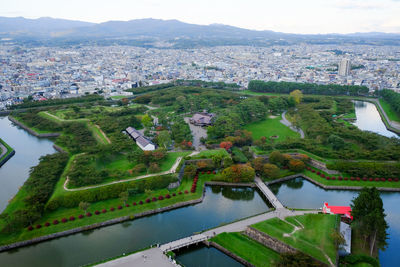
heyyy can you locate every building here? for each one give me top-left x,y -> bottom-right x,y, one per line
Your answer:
189,111 -> 215,126
338,58 -> 351,77
125,127 -> 156,151
322,202 -> 353,220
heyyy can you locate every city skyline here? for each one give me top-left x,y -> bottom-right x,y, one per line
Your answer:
1,0 -> 400,34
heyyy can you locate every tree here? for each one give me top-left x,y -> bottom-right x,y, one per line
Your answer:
141,114 -> 153,128
289,89 -> 303,104
269,150 -> 285,166
149,162 -> 160,173
331,229 -> 346,250
351,187 -> 388,256
157,130 -> 171,148
79,201 -> 90,213
119,191 -> 129,205
220,141 -> 233,151
221,164 -> 255,183
276,252 -> 323,267
262,163 -> 280,179
252,157 -> 265,173
327,134 -> 345,150
288,159 -> 305,172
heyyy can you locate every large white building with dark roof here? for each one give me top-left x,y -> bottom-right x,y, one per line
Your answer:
126,127 -> 156,151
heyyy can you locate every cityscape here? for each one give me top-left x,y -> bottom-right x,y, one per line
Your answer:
1,1 -> 400,267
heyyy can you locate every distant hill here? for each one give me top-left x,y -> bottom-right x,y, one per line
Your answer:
0,16 -> 399,47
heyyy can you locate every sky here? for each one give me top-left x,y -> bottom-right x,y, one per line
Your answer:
0,0 -> 399,34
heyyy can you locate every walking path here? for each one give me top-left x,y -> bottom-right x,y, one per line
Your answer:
64,151 -> 198,191
96,247 -> 176,267
280,111 -> 305,138
255,176 -> 285,209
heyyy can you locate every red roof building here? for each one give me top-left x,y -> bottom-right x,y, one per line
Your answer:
323,202 -> 353,220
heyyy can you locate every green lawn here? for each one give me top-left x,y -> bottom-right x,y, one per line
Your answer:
252,214 -> 338,265
211,232 -> 280,267
190,149 -> 229,159
244,116 -> 300,141
0,174 -> 209,246
379,99 -> 400,123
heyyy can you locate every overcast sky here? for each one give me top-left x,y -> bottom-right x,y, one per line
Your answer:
1,0 -> 399,34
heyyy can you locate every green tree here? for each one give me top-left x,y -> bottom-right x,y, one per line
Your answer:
119,191 -> 129,205
79,201 -> 90,213
141,114 -> 153,128
289,89 -> 303,104
327,134 -> 345,150
157,130 -> 171,148
262,163 -> 280,179
351,187 -> 388,256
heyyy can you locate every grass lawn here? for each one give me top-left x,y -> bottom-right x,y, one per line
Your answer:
110,95 -> 132,100
190,149 -> 229,159
252,214 -> 338,265
0,174 -> 210,246
211,232 -> 280,267
379,99 -> 400,123
244,116 -> 300,141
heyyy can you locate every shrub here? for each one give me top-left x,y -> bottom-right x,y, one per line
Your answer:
184,190 -> 189,194
125,204 -> 130,207
45,222 -> 50,227
351,177 -> 355,181
110,207 -> 115,211
132,202 -> 137,206
288,159 -> 305,172
78,214 -> 84,219
152,197 -> 157,202
165,194 -> 171,199
146,199 -> 151,203
326,177 -> 330,180
375,178 -> 380,181
118,205 -> 122,209
369,178 -> 373,181
179,192 -> 182,195
331,177 -> 336,180
158,196 -> 164,200
207,171 -> 211,174
344,177 -> 348,180
338,177 -> 343,181
213,171 -> 216,174
86,212 -> 92,217
102,209 -> 107,213
139,201 -> 143,205
321,174 -> 325,178
61,218 -> 68,223
27,226 -> 34,231
36,224 -> 42,229
53,220 -> 59,225
316,171 -> 320,175
69,216 -> 75,221
356,178 -> 360,181
95,210 -> 100,215
381,178 -> 386,182
395,178 -> 399,182
311,169 -> 315,173
172,193 -> 176,196
388,178 -> 392,182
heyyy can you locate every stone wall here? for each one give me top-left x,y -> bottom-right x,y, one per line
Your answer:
0,150 -> 15,167
8,116 -> 60,138
244,227 -> 297,254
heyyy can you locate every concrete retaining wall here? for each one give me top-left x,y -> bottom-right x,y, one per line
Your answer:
8,116 -> 60,138
244,227 -> 297,254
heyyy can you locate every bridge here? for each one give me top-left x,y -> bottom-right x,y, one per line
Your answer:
160,233 -> 208,252
255,176 -> 285,209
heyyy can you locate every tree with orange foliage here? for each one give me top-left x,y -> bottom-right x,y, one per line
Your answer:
220,141 -> 233,151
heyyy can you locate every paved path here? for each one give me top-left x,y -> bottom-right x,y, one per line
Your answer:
280,111 -> 305,138
255,177 -> 285,209
184,117 -> 207,151
96,247 -> 176,267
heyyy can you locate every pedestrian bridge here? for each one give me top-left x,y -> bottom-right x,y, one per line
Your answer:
160,233 -> 209,252
255,176 -> 285,209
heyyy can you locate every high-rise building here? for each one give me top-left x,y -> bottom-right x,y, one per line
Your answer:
338,58 -> 351,76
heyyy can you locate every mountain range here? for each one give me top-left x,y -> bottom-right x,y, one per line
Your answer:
1,16 -> 399,47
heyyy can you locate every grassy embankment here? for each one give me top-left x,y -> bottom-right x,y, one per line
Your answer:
379,99 -> 400,123
62,151 -> 190,189
211,232 -> 280,267
0,172 -> 213,246
38,111 -> 110,145
0,137 -> 13,162
252,214 -> 338,265
244,116 -> 300,141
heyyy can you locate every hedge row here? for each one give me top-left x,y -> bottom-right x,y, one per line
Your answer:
46,175 -> 177,210
326,161 -> 400,178
29,191 -> 191,231
307,166 -> 399,182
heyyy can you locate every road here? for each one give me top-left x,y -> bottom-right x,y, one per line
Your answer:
280,111 -> 305,138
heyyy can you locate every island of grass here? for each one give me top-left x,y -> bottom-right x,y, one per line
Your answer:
0,137 -> 15,167
252,214 -> 339,265
244,116 -> 300,141
211,232 -> 280,267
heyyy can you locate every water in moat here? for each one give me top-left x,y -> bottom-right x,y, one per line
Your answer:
353,100 -> 399,138
0,185 -> 270,266
0,117 -> 56,212
269,178 -> 400,267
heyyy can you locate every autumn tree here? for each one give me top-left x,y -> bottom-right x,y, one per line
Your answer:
289,89 -> 303,104
262,163 -> 280,179
220,141 -> 233,151
288,159 -> 306,172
